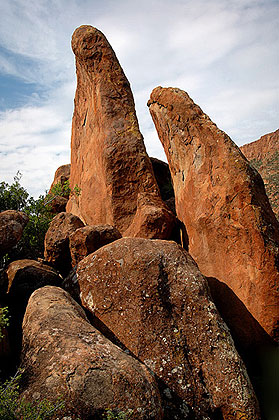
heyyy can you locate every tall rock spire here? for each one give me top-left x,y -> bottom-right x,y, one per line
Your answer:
67,26 -> 175,238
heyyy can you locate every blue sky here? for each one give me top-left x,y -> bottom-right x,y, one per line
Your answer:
0,0 -> 278,197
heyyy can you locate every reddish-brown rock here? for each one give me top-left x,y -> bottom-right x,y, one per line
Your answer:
6,259 -> 61,297
49,163 -> 71,194
44,212 -> 84,275
148,87 -> 279,341
150,157 -> 174,201
241,129 -> 279,219
66,25 -> 175,239
20,286 -> 163,420
70,224 -> 122,266
77,238 -> 260,420
0,210 -> 29,255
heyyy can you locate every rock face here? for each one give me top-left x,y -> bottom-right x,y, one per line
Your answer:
48,164 -> 71,213
70,224 -> 122,266
20,286 -> 163,420
77,238 -> 260,420
0,210 -> 29,255
44,212 -> 84,275
241,129 -> 279,219
66,25 -> 175,239
148,87 -> 279,341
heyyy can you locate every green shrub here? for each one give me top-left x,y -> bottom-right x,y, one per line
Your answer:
0,306 -> 9,340
102,408 -> 133,420
0,370 -> 64,420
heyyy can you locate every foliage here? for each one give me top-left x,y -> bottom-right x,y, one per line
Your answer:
102,408 -> 133,420
0,370 -> 64,420
0,173 -> 53,267
0,173 -> 81,267
0,307 -> 9,340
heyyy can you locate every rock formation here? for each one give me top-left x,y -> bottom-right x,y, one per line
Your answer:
49,164 -> 71,193
44,212 -> 84,275
77,237 -> 260,420
148,87 -> 279,342
20,286 -> 163,420
241,129 -> 279,219
69,224 -> 122,266
0,210 -> 29,255
66,25 -> 175,239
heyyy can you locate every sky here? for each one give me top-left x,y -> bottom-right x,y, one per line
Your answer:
0,0 -> 278,197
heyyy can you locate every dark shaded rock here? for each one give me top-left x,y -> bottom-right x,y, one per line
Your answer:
20,286 -> 163,420
70,224 -> 122,266
150,157 -> 174,201
0,210 -> 29,256
44,212 -> 84,276
77,237 -> 260,420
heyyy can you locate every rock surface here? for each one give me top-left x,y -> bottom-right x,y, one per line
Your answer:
70,224 -> 122,266
66,25 -> 175,239
20,286 -> 163,420
148,87 -> 279,341
0,210 -> 29,255
241,129 -> 279,219
44,212 -> 84,275
77,237 -> 260,420
49,164 -> 71,195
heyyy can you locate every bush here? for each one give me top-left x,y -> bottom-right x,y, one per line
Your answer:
0,173 -> 53,267
0,370 -> 64,420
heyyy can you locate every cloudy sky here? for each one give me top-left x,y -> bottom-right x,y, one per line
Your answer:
0,0 -> 278,197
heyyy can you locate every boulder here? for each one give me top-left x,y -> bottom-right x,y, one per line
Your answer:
0,210 -> 29,255
20,286 -> 163,420
6,259 -> 61,298
77,238 -> 260,420
70,224 -> 122,266
44,212 -> 84,275
66,25 -> 175,239
4,259 -> 61,361
148,87 -> 279,341
48,195 -> 68,214
49,164 -> 71,195
241,129 -> 279,219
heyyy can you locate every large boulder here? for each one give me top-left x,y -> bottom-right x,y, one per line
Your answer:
66,25 -> 175,239
148,87 -> 279,342
77,238 -> 260,420
0,210 -> 29,255
44,212 -> 84,275
4,259 -> 61,362
20,286 -> 163,420
70,224 -> 122,266
241,129 -> 279,219
48,164 -> 71,213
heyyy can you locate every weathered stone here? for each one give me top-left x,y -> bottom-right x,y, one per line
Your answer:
49,164 -> 71,195
77,238 -> 260,420
70,225 -> 122,266
66,25 -> 175,239
148,87 -> 279,341
6,259 -> 61,297
20,286 -> 163,420
48,195 -> 68,214
0,210 -> 29,255
44,212 -> 84,275
241,129 -> 279,219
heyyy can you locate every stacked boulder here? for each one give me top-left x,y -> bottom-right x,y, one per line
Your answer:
2,24 -> 279,420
